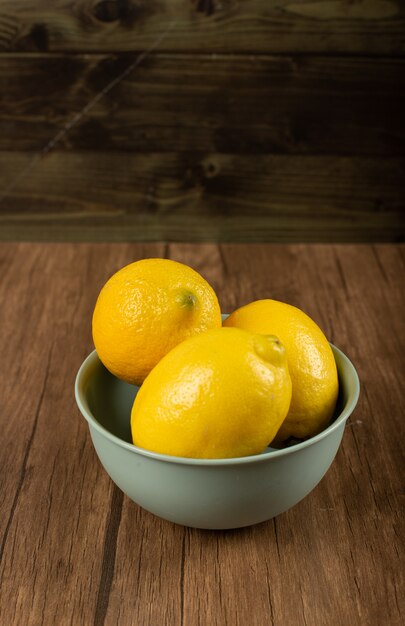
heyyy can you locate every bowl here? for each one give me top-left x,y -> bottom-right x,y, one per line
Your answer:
75,343 -> 359,530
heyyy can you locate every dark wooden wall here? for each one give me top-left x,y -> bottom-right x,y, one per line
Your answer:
0,0 -> 404,242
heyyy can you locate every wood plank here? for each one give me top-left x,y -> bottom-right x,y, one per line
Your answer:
0,0 -> 404,54
1,243 -> 403,624
0,152 -> 404,242
0,242 -> 167,626
1,53 -> 404,156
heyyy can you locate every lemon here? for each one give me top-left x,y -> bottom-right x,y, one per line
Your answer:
92,258 -> 221,385
224,300 -> 338,441
131,327 -> 292,459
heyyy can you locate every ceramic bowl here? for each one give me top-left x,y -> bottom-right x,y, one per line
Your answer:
75,335 -> 360,529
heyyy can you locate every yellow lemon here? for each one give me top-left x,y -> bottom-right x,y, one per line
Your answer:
224,300 -> 338,442
92,258 -> 221,385
131,327 -> 292,459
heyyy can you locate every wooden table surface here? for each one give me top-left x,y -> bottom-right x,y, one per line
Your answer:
0,243 -> 403,626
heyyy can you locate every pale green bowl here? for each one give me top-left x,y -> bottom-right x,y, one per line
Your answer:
75,344 -> 359,530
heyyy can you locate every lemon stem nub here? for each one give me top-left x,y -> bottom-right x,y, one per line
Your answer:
179,291 -> 197,309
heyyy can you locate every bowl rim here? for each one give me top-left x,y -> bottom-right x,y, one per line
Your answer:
75,343 -> 360,467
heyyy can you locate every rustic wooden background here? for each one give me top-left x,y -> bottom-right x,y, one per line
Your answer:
0,0 -> 404,242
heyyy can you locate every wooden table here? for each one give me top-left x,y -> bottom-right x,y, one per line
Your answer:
0,243 -> 403,625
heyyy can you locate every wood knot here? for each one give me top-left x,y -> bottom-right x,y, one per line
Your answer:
202,159 -> 220,179
93,0 -> 131,23
194,0 -> 215,17
17,23 -> 49,51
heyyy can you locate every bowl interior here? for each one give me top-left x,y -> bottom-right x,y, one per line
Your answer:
79,344 -> 354,451
86,360 -> 137,443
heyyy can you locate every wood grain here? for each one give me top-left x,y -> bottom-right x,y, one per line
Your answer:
0,0 -> 404,54
0,1 -> 403,243
0,243 -> 404,625
0,152 -> 404,242
1,53 -> 404,157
